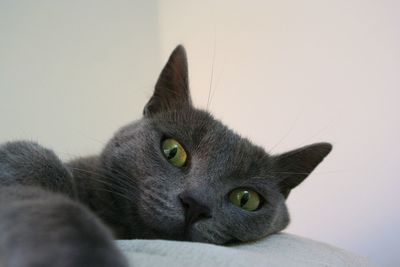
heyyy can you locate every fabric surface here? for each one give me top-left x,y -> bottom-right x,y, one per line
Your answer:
116,233 -> 377,267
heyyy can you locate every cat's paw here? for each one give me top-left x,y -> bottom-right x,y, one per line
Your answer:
0,141 -> 76,197
0,188 -> 129,267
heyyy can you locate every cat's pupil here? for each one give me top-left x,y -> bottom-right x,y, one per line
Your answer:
166,147 -> 178,159
240,191 -> 250,207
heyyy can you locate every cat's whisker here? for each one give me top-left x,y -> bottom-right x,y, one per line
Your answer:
54,151 -> 139,191
208,57 -> 226,110
203,225 -> 230,243
269,111 -> 303,154
94,187 -> 133,202
207,29 -> 217,111
270,171 -> 311,175
97,184 -> 134,202
69,169 -> 107,184
70,129 -> 108,146
142,192 -> 169,211
214,222 -> 231,237
298,125 -> 333,148
106,167 -> 140,186
69,167 -> 136,199
270,170 -> 351,175
70,167 -> 116,186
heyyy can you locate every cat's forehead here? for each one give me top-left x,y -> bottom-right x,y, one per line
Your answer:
154,108 -> 216,132
147,108 -> 272,186
149,107 -> 270,166
150,108 -> 239,145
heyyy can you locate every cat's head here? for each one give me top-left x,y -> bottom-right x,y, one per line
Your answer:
101,45 -> 332,244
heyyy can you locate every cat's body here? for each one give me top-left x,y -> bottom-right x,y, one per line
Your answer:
0,46 -> 332,267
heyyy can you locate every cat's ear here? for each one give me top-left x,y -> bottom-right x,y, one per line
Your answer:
143,45 -> 192,116
272,142 -> 332,198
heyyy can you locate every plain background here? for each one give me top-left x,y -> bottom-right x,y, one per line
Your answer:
0,1 -> 399,266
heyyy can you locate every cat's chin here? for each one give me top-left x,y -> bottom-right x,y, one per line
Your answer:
185,231 -> 229,245
145,222 -> 228,244
182,222 -> 231,245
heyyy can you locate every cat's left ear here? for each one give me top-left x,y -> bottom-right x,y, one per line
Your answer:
143,45 -> 192,117
272,142 -> 332,198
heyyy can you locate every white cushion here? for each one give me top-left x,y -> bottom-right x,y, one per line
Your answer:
116,233 -> 376,267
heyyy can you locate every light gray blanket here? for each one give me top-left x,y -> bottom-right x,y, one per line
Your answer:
117,233 -> 376,267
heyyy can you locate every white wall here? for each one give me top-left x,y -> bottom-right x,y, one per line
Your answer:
158,1 -> 399,266
0,1 -> 398,266
0,0 -> 161,158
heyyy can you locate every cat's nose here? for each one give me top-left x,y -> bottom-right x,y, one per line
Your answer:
179,193 -> 212,225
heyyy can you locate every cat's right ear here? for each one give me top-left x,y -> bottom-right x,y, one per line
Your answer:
143,45 -> 192,117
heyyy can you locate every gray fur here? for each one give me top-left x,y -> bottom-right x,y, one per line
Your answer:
0,186 -> 128,267
0,141 -> 76,198
0,45 -> 332,266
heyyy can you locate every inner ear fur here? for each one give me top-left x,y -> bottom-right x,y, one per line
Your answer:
143,45 -> 192,116
272,142 -> 332,198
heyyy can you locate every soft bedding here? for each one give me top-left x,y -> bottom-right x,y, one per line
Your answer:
117,233 -> 376,267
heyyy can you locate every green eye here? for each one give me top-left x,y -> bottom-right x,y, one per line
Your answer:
161,138 -> 187,167
229,189 -> 261,211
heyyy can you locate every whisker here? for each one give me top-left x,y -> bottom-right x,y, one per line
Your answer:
93,187 -> 133,202
69,167 -> 136,199
69,129 -> 108,146
208,56 -> 226,110
298,124 -> 333,147
106,166 -> 140,186
207,26 -> 217,111
270,170 -> 352,175
70,167 -> 112,184
269,110 -> 304,154
60,150 -> 139,190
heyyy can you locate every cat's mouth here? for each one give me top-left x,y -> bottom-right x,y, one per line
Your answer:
180,205 -> 232,244
180,195 -> 212,241
182,222 -> 207,243
182,223 -> 232,244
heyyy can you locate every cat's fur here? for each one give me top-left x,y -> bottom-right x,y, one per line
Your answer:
0,45 -> 332,267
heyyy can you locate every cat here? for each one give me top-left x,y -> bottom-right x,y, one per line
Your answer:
0,45 -> 332,267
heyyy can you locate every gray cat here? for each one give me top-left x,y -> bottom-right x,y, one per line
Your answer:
0,45 -> 332,267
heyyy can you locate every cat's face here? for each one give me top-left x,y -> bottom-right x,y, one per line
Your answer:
101,46 -> 332,244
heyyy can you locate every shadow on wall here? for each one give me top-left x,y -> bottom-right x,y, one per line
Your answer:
0,1 -> 161,158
